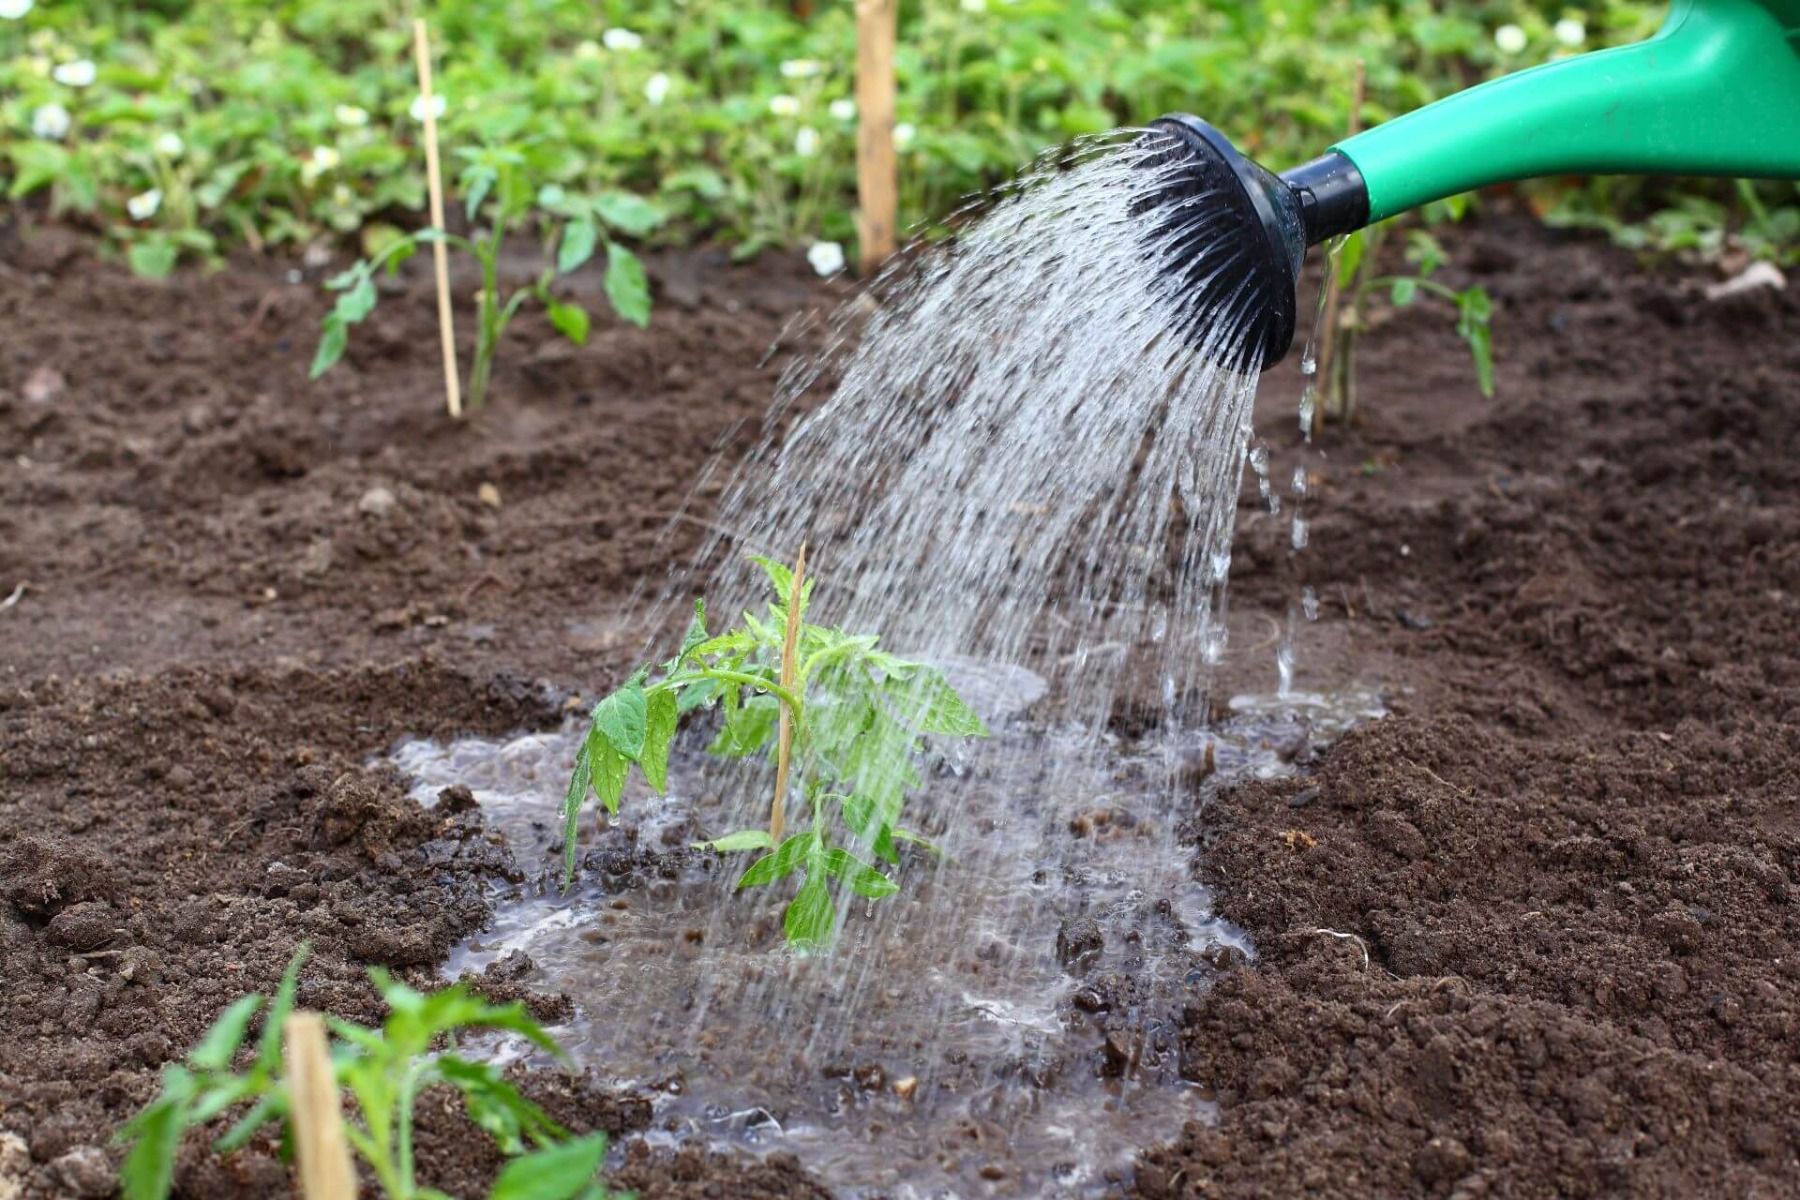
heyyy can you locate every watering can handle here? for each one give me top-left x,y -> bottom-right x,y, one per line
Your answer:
1333,0 -> 1800,222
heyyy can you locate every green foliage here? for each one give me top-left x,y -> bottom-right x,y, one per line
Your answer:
8,0 -> 1765,276
1322,218 -> 1494,417
116,945 -> 624,1200
308,161 -> 659,407
564,559 -> 986,950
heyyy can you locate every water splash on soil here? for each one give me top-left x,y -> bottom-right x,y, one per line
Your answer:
399,682 -> 1381,1198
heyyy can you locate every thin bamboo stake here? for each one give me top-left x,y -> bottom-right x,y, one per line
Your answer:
770,542 -> 808,842
1311,59 -> 1365,438
285,1014 -> 357,1200
854,0 -> 898,272
412,18 -> 461,420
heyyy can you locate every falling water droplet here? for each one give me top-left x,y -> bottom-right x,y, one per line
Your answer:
1301,587 -> 1319,621
1290,515 -> 1309,550
1291,466 -> 1308,497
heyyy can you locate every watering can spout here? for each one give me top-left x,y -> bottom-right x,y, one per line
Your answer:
1149,0 -> 1800,369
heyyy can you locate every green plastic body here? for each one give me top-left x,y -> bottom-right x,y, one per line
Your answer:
1334,0 -> 1800,222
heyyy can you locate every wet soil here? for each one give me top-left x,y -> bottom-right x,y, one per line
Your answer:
3,208 -> 1798,1199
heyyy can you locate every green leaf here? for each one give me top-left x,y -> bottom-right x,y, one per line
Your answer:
214,1092 -> 286,1154
695,829 -> 775,853
333,275 -> 377,324
188,994 -> 262,1071
591,681 -> 649,760
118,1092 -> 189,1200
784,872 -> 835,948
639,689 -> 678,793
438,1055 -> 566,1154
464,165 -> 497,224
706,696 -> 778,757
1389,277 -> 1418,306
898,669 -> 988,737
604,243 -> 651,328
561,743 -> 592,886
595,191 -> 667,237
557,219 -> 599,274
737,832 -> 817,889
671,599 -> 709,667
310,316 -> 348,380
488,1134 -> 609,1200
751,556 -> 794,602
821,848 -> 898,898
586,731 -> 630,816
128,239 -> 179,279
257,944 -> 310,1073
546,299 -> 591,345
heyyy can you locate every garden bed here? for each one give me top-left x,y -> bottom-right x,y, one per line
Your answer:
2,213 -> 1797,1198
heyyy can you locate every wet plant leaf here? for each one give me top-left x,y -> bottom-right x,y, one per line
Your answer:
707,696 -> 778,757
639,689 -> 678,792
738,831 -> 817,888
310,315 -> 348,379
561,743 -> 591,885
821,848 -> 897,898
784,872 -> 835,948
586,732 -> 630,816
592,680 -> 649,760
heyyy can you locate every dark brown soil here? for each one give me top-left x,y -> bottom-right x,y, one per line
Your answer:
3,206 -> 1798,1200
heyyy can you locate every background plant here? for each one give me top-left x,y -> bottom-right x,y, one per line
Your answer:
7,0 -> 1789,277
563,556 -> 986,950
309,148 -> 661,408
1313,208 -> 1495,424
119,946 -> 622,1200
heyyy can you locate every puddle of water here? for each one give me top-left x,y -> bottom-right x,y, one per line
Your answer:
390,672 -> 1381,1198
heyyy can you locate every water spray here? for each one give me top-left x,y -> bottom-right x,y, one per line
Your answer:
1148,0 -> 1800,367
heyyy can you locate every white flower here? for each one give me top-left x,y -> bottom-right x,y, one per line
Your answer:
960,0 -> 986,12
779,59 -> 822,79
311,145 -> 340,170
52,59 -> 96,87
644,72 -> 671,105
154,131 -> 184,157
602,27 -> 642,51
0,0 -> 34,20
893,121 -> 916,149
807,240 -> 845,277
1554,18 -> 1585,47
408,93 -> 447,122
1494,23 -> 1527,54
794,126 -> 819,157
574,39 -> 602,60
126,188 -> 162,221
335,104 -> 369,127
30,102 -> 69,140
769,93 -> 801,117
829,98 -> 856,122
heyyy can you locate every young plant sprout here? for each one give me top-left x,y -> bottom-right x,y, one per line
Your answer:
118,947 -> 619,1200
310,151 -> 662,410
563,553 -> 989,949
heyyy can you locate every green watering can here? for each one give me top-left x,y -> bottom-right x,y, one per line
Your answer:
1149,0 -> 1800,367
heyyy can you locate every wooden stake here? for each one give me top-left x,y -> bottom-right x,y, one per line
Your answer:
854,0 -> 898,272
413,18 -> 461,421
1311,59 -> 1365,438
770,543 -> 808,842
285,1014 -> 357,1200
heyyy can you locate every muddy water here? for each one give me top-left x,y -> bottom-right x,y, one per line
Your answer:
392,676 -> 1380,1198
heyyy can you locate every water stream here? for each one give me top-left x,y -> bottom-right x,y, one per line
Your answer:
396,129 -> 1372,1194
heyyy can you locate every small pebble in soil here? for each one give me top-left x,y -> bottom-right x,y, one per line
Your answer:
357,486 -> 398,518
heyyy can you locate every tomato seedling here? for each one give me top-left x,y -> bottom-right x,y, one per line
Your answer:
310,148 -> 661,410
118,946 -> 621,1200
563,554 -> 988,950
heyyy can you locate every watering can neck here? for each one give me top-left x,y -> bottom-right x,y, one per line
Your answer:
1331,0 -> 1800,224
